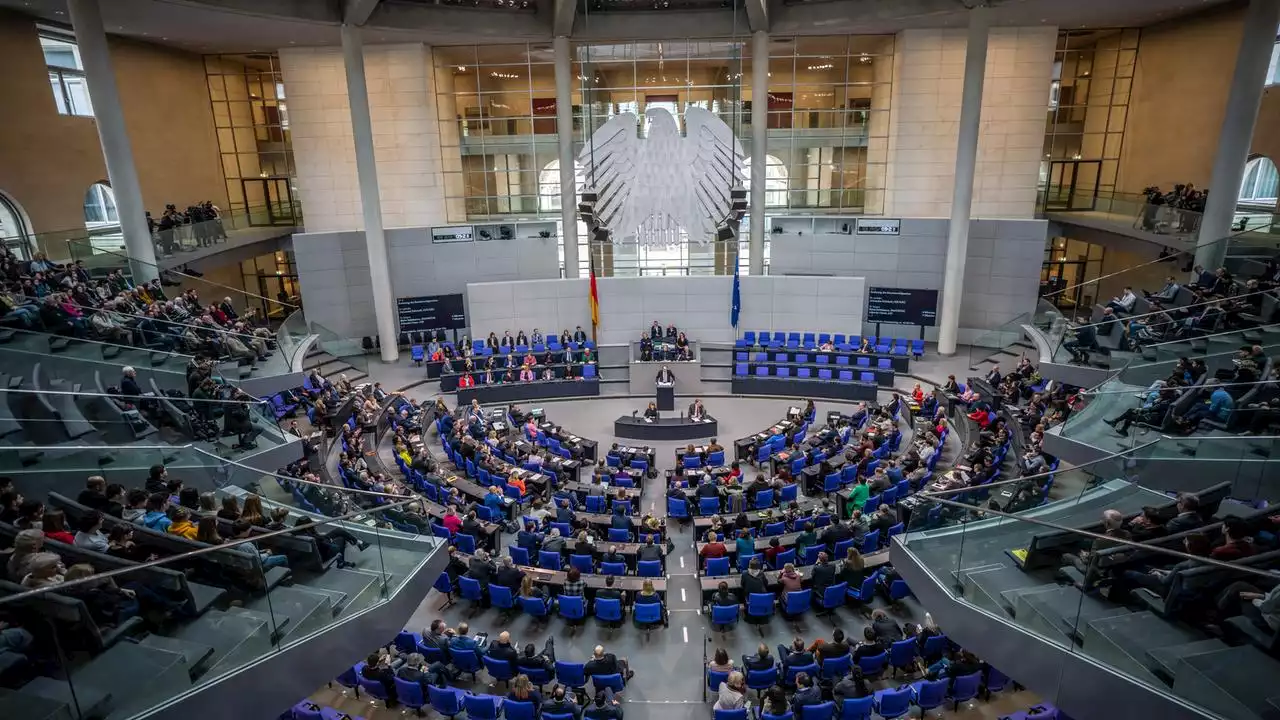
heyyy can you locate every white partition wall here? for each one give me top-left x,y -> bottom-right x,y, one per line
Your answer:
465,276 -> 866,345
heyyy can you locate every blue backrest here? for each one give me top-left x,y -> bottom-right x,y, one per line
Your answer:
638,560 -> 663,577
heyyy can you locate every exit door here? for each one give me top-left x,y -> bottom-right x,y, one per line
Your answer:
1043,161 -> 1101,211
241,178 -> 297,226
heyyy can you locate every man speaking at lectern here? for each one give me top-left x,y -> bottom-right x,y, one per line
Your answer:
656,365 -> 675,385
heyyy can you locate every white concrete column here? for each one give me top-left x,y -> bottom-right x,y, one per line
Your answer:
341,24 -> 398,362
749,30 -> 769,275
937,8 -> 990,356
1194,0 -> 1280,270
67,0 -> 158,282
554,36 -> 581,279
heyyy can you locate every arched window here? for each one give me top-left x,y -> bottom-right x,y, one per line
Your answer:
1240,156 -> 1279,206
84,182 -> 119,228
743,155 -> 789,207
0,192 -> 33,258
538,160 -> 586,213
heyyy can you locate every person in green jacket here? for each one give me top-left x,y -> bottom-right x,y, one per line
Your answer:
845,477 -> 869,518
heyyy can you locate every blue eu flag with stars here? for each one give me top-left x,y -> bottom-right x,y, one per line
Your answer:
731,257 -> 741,328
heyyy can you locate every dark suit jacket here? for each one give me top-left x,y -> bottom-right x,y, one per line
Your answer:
791,686 -> 824,713
544,699 -> 582,720
1164,511 -> 1203,535
468,558 -> 495,584
584,654 -> 621,677
495,566 -> 525,590
742,654 -> 774,671
810,562 -> 837,592
487,641 -> 519,671
741,571 -> 769,596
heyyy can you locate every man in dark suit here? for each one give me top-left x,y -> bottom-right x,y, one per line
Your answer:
544,685 -> 582,720
554,500 -> 576,525
810,552 -> 837,596
120,366 -> 144,402
517,523 -> 543,553
1164,494 -> 1203,534
791,673 -> 823,714
573,326 -> 588,343
820,520 -> 852,553
494,556 -> 525,591
985,365 -> 1002,386
600,545 -> 627,566
741,558 -> 769,596
777,638 -> 814,676
688,399 -> 706,421
650,321 -> 663,339
360,653 -> 399,707
467,549 -> 495,586
742,644 -> 774,672
593,575 -> 624,609
656,366 -> 675,384
542,527 -> 568,554
584,645 -> 633,681
486,631 -> 520,674
637,536 -> 664,564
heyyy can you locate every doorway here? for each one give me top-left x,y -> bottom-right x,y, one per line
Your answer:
1043,160 -> 1101,211
240,177 -> 297,226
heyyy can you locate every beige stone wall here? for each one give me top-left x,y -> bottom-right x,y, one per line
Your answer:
0,10 -> 226,240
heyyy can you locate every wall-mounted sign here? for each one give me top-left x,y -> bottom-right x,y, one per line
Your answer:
431,225 -> 474,243
856,218 -> 901,236
396,294 -> 467,331
866,287 -> 938,326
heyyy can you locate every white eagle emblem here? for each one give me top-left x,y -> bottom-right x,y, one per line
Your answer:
578,106 -> 747,247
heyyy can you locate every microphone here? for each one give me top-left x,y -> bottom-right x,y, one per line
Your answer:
631,410 -> 638,418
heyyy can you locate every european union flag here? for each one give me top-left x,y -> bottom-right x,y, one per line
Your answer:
731,258 -> 741,328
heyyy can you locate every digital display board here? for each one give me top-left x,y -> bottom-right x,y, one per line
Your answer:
856,218 -> 901,235
431,225 -> 474,243
396,294 -> 467,332
866,287 -> 938,326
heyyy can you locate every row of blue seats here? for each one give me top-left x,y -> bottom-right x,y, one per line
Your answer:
738,353 -> 899,368
453,576 -> 667,628
734,365 -> 885,382
738,332 -> 924,355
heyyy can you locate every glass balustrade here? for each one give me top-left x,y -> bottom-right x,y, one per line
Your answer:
309,321 -> 368,375
899,452 -> 1280,720
0,450 -> 439,720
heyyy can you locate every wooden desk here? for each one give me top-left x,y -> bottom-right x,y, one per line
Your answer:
690,495 -> 836,532
559,479 -> 643,501
454,552 -> 668,597
696,550 -> 890,596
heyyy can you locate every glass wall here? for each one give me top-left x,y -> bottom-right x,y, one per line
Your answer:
1041,236 -> 1105,313
764,35 -> 892,214
1041,29 -> 1139,211
204,54 -> 300,226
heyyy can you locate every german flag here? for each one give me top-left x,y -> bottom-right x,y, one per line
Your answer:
589,263 -> 600,334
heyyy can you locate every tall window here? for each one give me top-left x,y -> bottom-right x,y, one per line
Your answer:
84,183 -> 118,228
0,192 -> 33,259
1267,25 -> 1280,86
743,155 -> 789,207
538,159 -> 586,212
41,31 -> 93,117
1240,157 -> 1279,206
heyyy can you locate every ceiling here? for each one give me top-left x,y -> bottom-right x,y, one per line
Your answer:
0,0 -> 1239,54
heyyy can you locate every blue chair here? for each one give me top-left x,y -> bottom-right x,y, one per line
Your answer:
428,685 -> 466,718
585,496 -> 606,513
872,688 -> 911,720
570,554 -> 595,574
634,601 -> 663,630
463,694 -> 503,720
780,484 -> 798,502
707,668 -> 731,695
823,473 -> 841,493
948,671 -> 984,709
801,545 -> 821,565
683,454 -> 702,469
490,585 -> 517,615
592,673 -> 625,692
557,594 -> 585,623
555,661 -> 588,692
539,550 -> 562,570
784,662 -> 819,687
738,553 -> 760,573
857,651 -> 887,679
859,372 -> 875,383
668,496 -> 690,520
335,665 -> 361,696
357,673 -> 390,704
755,489 -> 775,509
711,602 -> 740,631
889,639 -> 918,677
607,527 -> 631,543
504,701 -> 537,720
595,597 -> 623,627
984,666 -> 1011,699
601,561 -> 627,576
708,450 -> 725,466
799,701 -> 834,720
763,521 -> 787,537
821,653 -> 852,682
888,579 -> 911,602
747,666 -> 778,694
638,560 -> 663,577
848,575 -> 877,607
735,362 -> 748,376
716,710 -> 749,720
459,576 -> 485,608
393,630 -> 419,654
509,545 -> 531,566
706,556 -> 730,576
773,548 -> 796,569
453,648 -> 483,680
859,530 -> 880,555
756,366 -> 770,377
777,367 -> 791,378
833,538 -> 853,559
763,711 -> 795,720
839,696 -> 874,720
911,678 -> 949,715
454,533 -> 477,554
814,582 -> 848,615
483,654 -> 517,687
746,592 -> 775,624
522,594 -> 552,624
863,495 -> 880,515
700,496 -> 721,516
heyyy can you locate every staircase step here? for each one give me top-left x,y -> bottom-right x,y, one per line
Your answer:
245,585 -> 333,642
174,608 -> 274,680
299,567 -> 382,615
71,640 -> 193,719
0,679 -> 112,720
139,634 -> 217,679
963,565 -> 1042,616
1146,638 -> 1230,682
1014,586 -> 1131,645
1082,611 -> 1202,685
222,605 -> 292,644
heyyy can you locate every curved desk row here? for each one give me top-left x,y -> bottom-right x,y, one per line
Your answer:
614,415 -> 719,441
731,376 -> 879,402
455,378 -> 600,405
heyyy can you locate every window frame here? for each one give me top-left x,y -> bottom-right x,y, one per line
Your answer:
39,29 -> 94,118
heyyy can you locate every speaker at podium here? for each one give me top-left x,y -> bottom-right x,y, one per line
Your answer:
655,365 -> 675,411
